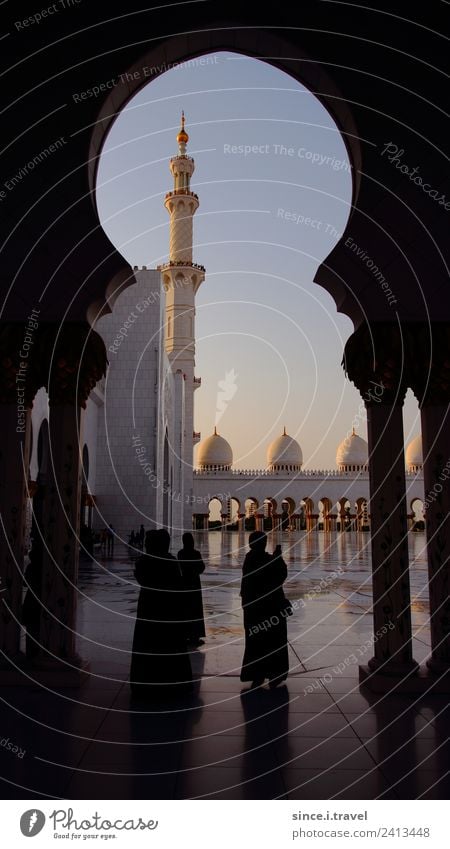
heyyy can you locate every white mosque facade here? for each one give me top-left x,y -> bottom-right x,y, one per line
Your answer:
193,427 -> 425,533
28,118 -> 426,542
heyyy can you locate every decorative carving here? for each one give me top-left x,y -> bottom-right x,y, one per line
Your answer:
42,323 -> 107,408
343,323 -> 408,406
0,321 -> 107,408
27,480 -> 38,498
406,323 -> 450,407
344,322 -> 450,408
0,322 -> 43,406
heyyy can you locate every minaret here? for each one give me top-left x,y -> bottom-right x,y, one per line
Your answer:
158,113 -> 205,523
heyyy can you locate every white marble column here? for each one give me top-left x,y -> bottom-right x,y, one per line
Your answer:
344,323 -> 418,679
421,402 -> 450,672
366,401 -> 418,674
37,324 -> 106,674
0,321 -> 40,667
0,405 -> 32,661
39,402 -> 84,662
408,324 -> 450,674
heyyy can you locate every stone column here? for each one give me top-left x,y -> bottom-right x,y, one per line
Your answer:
344,325 -> 418,677
0,323 -> 40,665
255,513 -> 263,532
409,325 -> 450,672
38,325 -> 106,671
356,503 -> 364,531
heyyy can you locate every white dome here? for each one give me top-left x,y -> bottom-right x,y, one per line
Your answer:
267,428 -> 303,471
197,428 -> 233,470
336,430 -> 368,470
406,435 -> 423,471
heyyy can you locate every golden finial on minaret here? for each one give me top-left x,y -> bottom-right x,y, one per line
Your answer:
177,110 -> 189,151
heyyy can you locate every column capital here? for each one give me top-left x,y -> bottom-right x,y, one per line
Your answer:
0,321 -> 43,406
406,323 -> 450,407
343,323 -> 408,406
42,323 -> 107,408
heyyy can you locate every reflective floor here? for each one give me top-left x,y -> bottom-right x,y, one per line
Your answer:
1,531 -> 448,800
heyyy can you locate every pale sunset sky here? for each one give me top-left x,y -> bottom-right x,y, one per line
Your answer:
96,52 -> 420,469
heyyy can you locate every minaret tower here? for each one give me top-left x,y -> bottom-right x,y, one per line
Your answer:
158,113 -> 205,520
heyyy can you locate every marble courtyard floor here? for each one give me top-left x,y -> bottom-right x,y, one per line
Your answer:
0,531 -> 448,800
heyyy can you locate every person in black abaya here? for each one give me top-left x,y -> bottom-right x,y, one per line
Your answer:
177,532 -> 206,646
240,531 -> 290,689
130,528 -> 192,697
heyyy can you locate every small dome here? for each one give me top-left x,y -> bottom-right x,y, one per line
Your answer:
267,428 -> 303,471
406,435 -> 423,472
196,427 -> 233,470
336,429 -> 368,471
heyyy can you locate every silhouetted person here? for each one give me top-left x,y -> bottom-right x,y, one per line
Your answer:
80,524 -> 94,560
130,529 -> 192,697
177,532 -> 206,646
240,531 -> 290,689
106,523 -> 115,556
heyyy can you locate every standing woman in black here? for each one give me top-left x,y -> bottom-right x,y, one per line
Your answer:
177,532 -> 206,646
130,529 -> 192,697
240,531 -> 290,688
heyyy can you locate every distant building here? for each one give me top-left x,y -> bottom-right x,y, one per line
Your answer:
29,121 -> 425,542
193,427 -> 425,532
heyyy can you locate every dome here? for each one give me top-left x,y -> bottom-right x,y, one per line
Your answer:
196,427 -> 233,470
267,428 -> 303,471
336,429 -> 368,471
406,435 -> 423,472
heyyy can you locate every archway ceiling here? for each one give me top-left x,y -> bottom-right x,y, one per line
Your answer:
0,3 -> 447,327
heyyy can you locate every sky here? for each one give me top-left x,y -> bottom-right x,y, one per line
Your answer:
96,51 -> 421,469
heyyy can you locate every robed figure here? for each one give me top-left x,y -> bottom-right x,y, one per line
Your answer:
130,529 -> 192,696
177,532 -> 206,646
240,531 -> 290,688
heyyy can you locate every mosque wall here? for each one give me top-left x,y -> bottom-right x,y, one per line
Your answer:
192,469 -> 425,517
93,268 -> 169,540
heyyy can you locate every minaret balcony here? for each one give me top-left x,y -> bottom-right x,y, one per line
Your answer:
193,376 -> 202,390
169,155 -> 194,164
157,260 -> 205,272
165,189 -> 199,200
193,431 -> 201,443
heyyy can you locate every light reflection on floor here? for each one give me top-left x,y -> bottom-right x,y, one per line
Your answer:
1,530 -> 444,801
76,529 -> 431,678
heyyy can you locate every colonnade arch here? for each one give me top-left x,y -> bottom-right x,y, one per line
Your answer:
0,11 -> 447,691
410,498 -> 425,531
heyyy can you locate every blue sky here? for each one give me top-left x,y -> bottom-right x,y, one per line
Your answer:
96,52 -> 420,469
